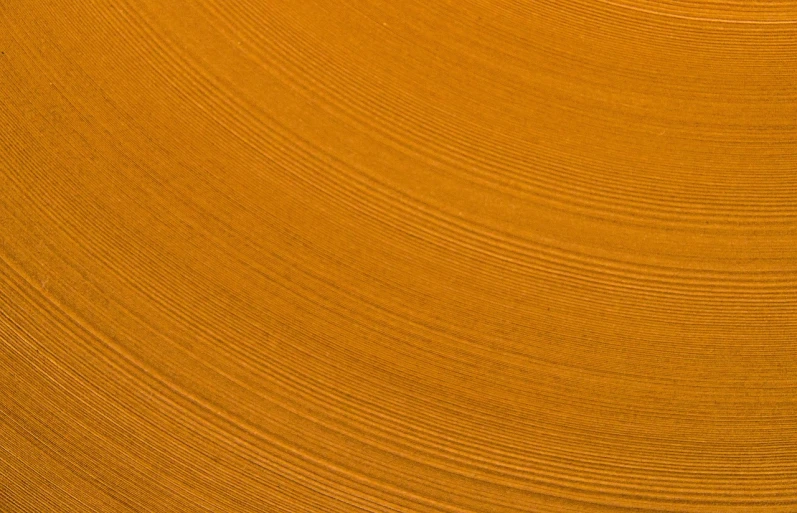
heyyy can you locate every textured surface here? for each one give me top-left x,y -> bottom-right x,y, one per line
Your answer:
2,1 -> 797,511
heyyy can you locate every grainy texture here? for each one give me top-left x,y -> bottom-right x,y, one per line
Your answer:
2,1 -> 797,511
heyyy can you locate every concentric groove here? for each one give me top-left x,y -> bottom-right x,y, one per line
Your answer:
3,0 -> 797,511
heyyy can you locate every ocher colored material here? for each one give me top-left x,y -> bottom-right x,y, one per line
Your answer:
2,1 -> 797,511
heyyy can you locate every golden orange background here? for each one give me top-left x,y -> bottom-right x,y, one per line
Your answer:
2,1 -> 797,511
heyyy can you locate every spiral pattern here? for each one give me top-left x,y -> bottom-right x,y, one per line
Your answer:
2,1 -> 797,511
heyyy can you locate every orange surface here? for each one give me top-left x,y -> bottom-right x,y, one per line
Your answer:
2,1 -> 797,511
